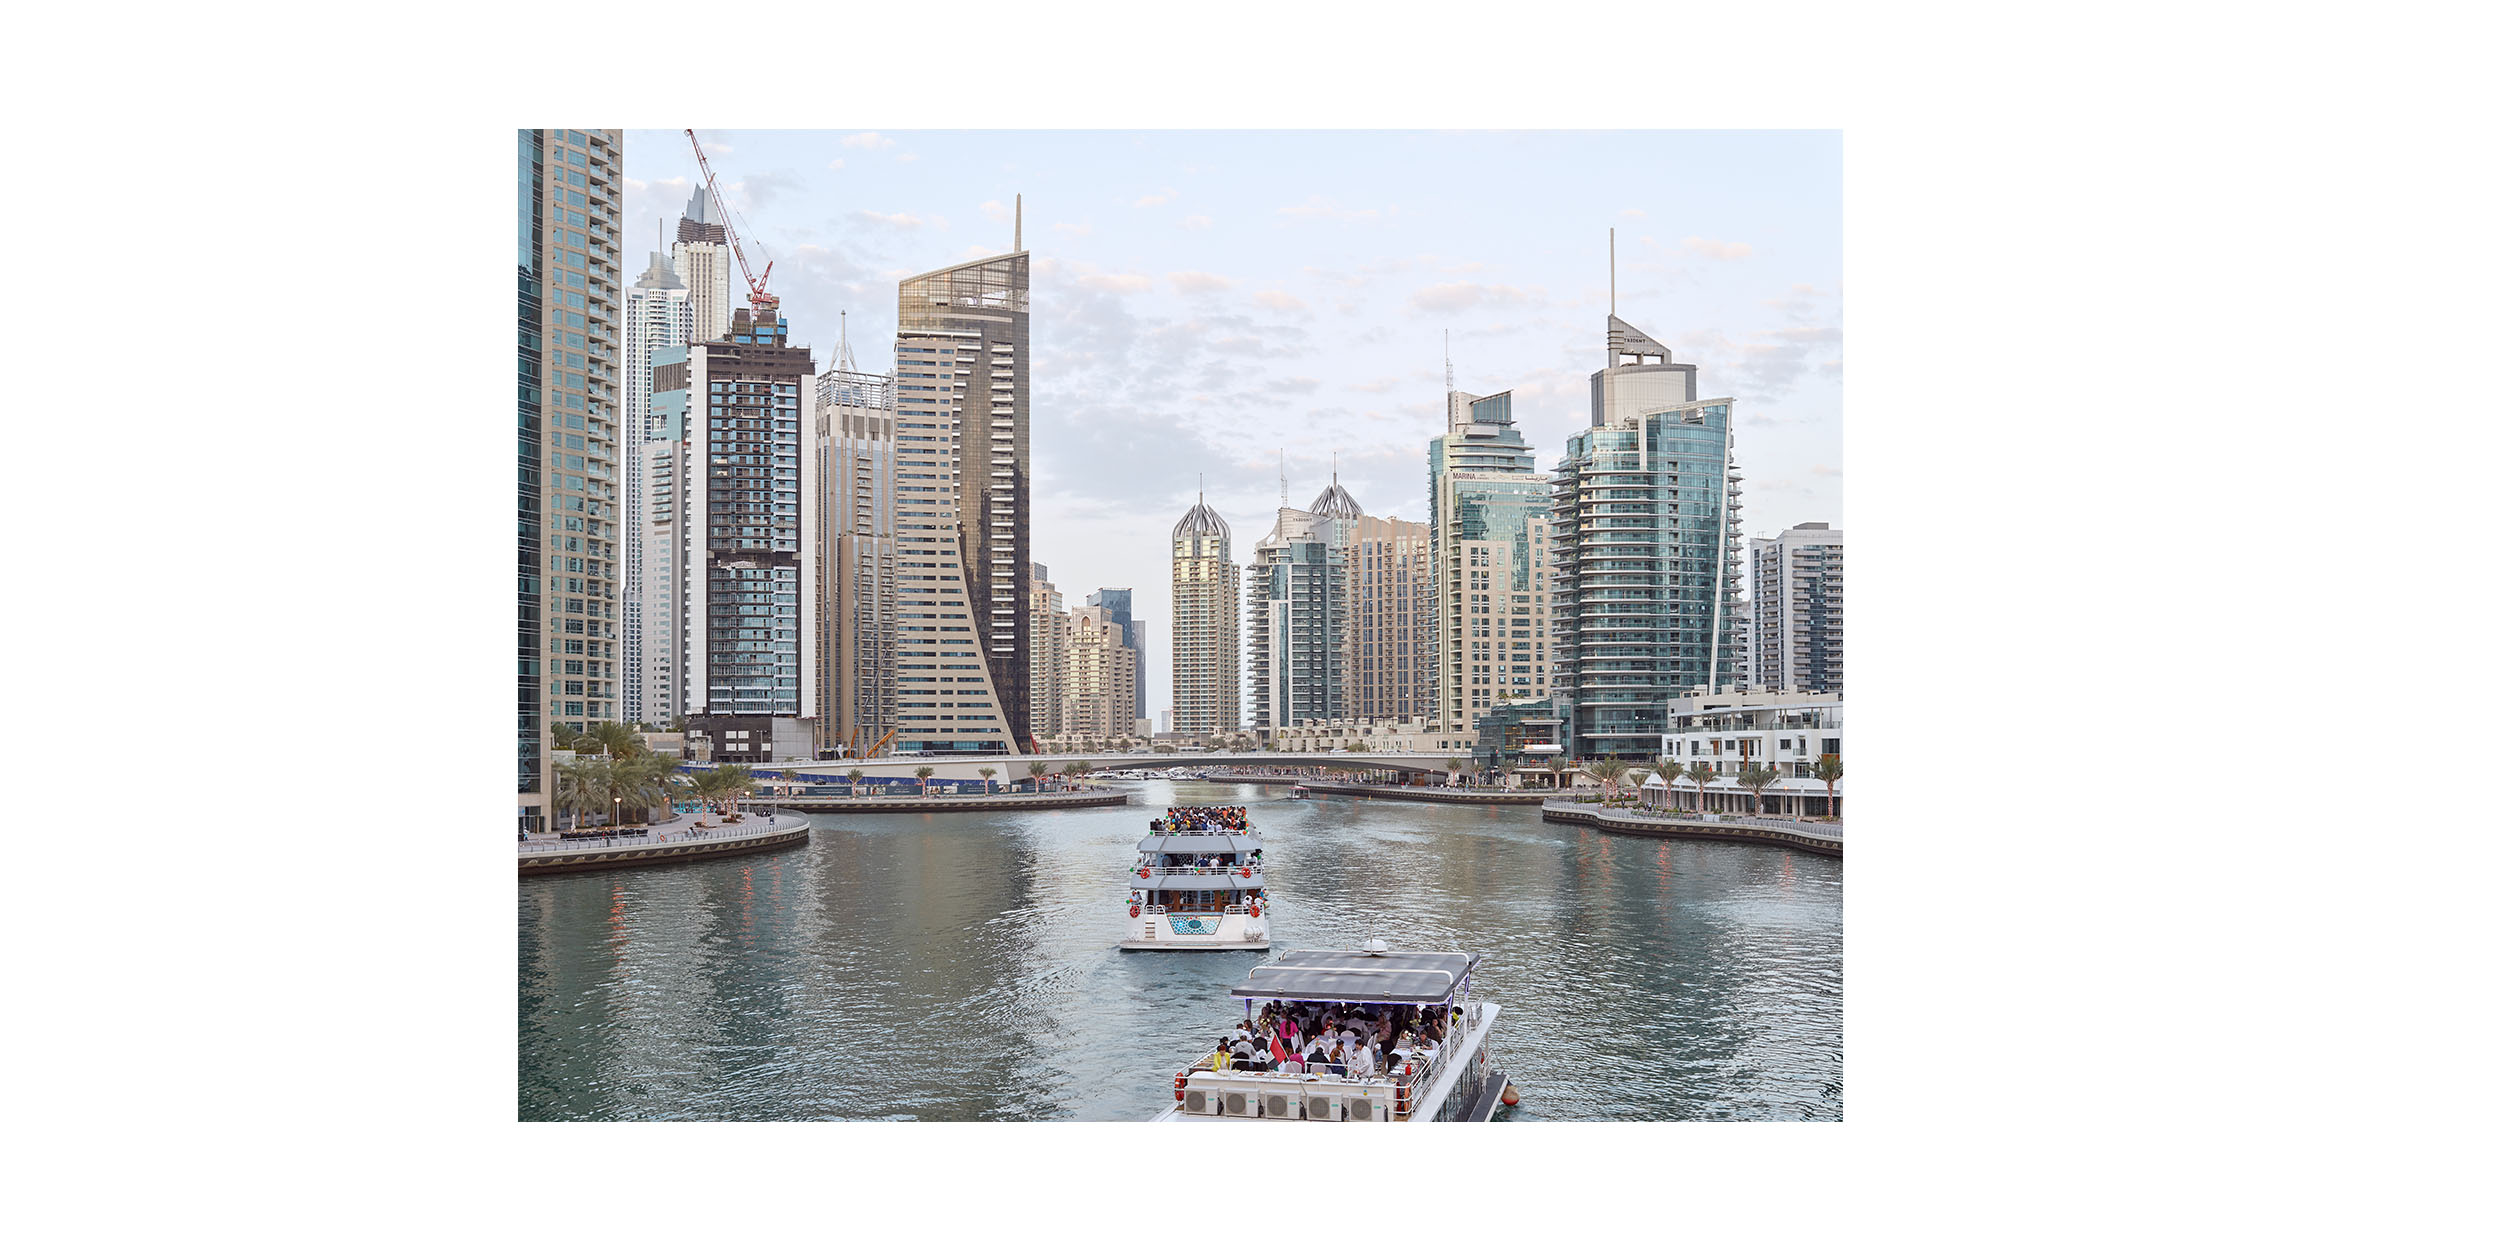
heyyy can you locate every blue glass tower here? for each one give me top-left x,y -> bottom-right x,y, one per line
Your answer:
1550,316 -> 1744,759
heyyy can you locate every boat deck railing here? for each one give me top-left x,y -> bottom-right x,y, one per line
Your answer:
1181,1012 -> 1469,1119
1143,864 -> 1262,878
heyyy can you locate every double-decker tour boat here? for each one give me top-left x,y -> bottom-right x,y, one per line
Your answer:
1122,806 -> 1270,951
1151,945 -> 1509,1122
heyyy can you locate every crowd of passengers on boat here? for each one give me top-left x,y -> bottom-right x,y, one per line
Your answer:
1200,1000 -> 1463,1083
1148,806 -> 1251,833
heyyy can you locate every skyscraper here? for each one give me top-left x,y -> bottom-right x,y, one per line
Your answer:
1064,605 -> 1139,741
1347,514 -> 1431,721
817,317 -> 900,755
1550,314 -> 1745,759
621,251 -> 691,727
1027,562 -> 1068,742
685,304 -> 818,729
635,345 -> 690,729
1170,496 -> 1240,737
889,234 -> 1030,754
1249,479 -> 1361,730
1748,523 -> 1844,694
1429,387 -> 1555,737
519,127 -> 623,833
672,187 -> 735,344
1084,588 -> 1146,727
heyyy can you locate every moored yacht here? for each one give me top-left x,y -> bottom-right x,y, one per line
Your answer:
1151,946 -> 1508,1122
1122,806 -> 1270,951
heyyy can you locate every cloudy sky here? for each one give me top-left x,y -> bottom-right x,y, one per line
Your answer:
623,130 -> 1840,716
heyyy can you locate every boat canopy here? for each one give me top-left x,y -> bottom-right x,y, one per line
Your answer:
1137,834 -> 1263,854
1230,950 -> 1481,1006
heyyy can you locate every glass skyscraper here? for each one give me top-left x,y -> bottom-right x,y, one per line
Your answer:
519,127 -> 623,833
1550,315 -> 1745,759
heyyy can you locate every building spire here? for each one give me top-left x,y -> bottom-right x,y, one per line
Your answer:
1279,450 -> 1287,510
1015,193 -> 1023,252
832,310 -> 857,374
1444,329 -> 1452,390
1609,227 -> 1616,316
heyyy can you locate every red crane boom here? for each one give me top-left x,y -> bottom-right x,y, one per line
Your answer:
683,129 -> 778,317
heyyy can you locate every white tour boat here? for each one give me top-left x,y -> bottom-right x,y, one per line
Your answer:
1122,807 -> 1270,951
1151,946 -> 1509,1122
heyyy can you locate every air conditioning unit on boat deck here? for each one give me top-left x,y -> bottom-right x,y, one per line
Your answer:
1220,1086 -> 1260,1118
1302,1086 -> 1346,1121
1261,1087 -> 1304,1120
1345,1083 -> 1394,1122
1181,1074 -> 1221,1116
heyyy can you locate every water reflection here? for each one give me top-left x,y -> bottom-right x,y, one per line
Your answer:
518,781 -> 1842,1121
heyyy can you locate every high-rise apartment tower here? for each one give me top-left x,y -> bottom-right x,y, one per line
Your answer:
889,240 -> 1030,754
519,127 -> 623,832
1170,496 -> 1240,737
1550,315 -> 1744,759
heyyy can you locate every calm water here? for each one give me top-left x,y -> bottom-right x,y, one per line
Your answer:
518,780 -> 1843,1121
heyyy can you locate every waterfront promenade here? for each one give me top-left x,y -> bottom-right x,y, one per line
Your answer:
518,808 -> 812,876
761,789 -> 1127,814
1295,781 -> 1549,805
1540,801 -> 1844,858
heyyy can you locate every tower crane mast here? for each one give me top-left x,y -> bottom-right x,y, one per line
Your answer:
683,129 -> 778,317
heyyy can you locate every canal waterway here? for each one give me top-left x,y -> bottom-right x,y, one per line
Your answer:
518,780 -> 1843,1121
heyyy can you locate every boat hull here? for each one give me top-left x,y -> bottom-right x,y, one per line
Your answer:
1121,908 -> 1269,951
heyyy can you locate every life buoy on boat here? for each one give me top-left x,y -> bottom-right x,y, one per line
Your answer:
1130,905 -> 1141,918
1241,866 -> 1252,878
1249,905 -> 1261,918
1501,1084 -> 1521,1107
1174,1072 -> 1188,1101
1140,868 -> 1151,878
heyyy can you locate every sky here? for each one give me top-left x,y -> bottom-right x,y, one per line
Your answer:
623,130 -> 1840,718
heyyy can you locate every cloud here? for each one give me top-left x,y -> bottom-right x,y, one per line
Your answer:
980,200 -> 1013,223
826,158 -> 844,171
1050,221 -> 1092,237
895,153 -> 919,163
852,209 -> 926,229
1267,376 -> 1322,395
1135,188 -> 1178,207
1278,195 -> 1385,223
1180,214 -> 1213,230
1167,270 -> 1234,295
1681,236 -> 1753,260
1076,270 -> 1153,293
727,171 -> 800,212
1406,282 -> 1545,314
1811,464 -> 1841,477
1619,208 -> 1647,219
1252,289 -> 1308,313
841,132 -> 895,150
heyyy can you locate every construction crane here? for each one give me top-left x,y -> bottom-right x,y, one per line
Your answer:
683,129 -> 778,318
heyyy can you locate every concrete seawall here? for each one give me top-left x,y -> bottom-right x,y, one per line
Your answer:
1540,802 -> 1843,858
763,790 -> 1129,814
1296,782 -> 1550,805
519,815 -> 812,877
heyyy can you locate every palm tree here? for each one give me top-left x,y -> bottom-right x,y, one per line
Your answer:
549,722 -> 581,752
554,756 -> 608,828
616,753 -> 682,823
1069,760 -> 1094,787
1584,759 -> 1631,805
1026,760 -> 1050,792
1737,761 -> 1779,817
914,765 -> 936,796
1687,761 -> 1719,814
1650,759 -> 1684,812
1812,754 -> 1843,820
978,766 -> 997,794
1445,758 -> 1465,787
684,765 -> 754,819
583,720 -> 640,759
846,767 -> 865,797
